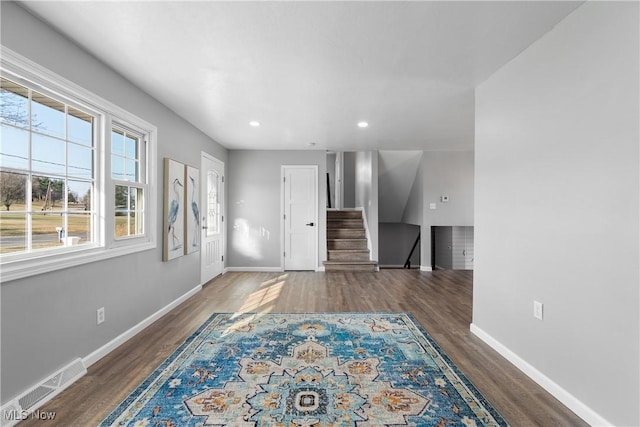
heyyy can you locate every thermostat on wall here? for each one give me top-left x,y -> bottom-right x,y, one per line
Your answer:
441,196 -> 449,202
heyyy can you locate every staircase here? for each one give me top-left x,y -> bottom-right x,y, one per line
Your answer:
324,210 -> 377,272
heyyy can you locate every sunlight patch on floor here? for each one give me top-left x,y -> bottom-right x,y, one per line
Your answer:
223,278 -> 286,335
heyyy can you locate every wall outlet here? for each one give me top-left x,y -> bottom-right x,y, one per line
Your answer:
533,301 -> 543,320
97,307 -> 105,325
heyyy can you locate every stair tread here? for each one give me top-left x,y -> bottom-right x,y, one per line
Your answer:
326,210 -> 371,270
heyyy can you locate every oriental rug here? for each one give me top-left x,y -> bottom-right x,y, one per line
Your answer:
100,312 -> 508,426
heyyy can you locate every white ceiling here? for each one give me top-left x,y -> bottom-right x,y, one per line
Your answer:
20,1 -> 581,152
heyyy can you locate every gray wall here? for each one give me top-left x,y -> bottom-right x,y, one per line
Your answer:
1,2 -> 227,403
378,223 -> 420,267
343,152 -> 356,208
420,151 -> 474,269
401,161 -> 423,226
354,151 -> 378,261
227,150 -> 326,269
474,2 -> 639,425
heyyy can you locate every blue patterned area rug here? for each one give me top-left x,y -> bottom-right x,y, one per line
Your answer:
101,313 -> 508,426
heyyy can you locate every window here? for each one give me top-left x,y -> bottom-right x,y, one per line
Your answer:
112,127 -> 145,239
0,48 -> 157,282
206,170 -> 221,236
1,78 -> 96,254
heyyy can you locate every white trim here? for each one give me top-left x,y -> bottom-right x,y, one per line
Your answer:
420,265 -> 433,272
1,243 -> 155,283
200,152 -> 225,283
281,165 -> 319,271
280,167 -> 285,270
83,284 -> 202,367
0,47 -> 157,131
0,284 -> 202,425
0,47 -> 158,284
0,358 -> 86,427
470,323 -> 613,427
225,267 -> 285,273
315,266 -> 326,272
335,152 -> 344,209
355,207 -> 375,262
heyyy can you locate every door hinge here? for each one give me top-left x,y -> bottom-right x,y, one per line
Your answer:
222,176 -> 225,183
283,214 -> 286,220
283,251 -> 286,257
222,215 -> 224,222
283,176 -> 286,183
222,255 -> 224,261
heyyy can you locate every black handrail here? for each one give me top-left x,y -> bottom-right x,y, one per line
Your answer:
403,232 -> 421,269
326,172 -> 332,208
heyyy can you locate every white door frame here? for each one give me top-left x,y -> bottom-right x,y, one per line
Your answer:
200,152 -> 225,284
281,165 -> 318,270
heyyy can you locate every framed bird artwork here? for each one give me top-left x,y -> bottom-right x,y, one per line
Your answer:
163,158 -> 185,261
185,165 -> 201,254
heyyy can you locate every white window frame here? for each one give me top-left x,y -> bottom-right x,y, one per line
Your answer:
0,47 -> 157,283
109,121 -> 149,246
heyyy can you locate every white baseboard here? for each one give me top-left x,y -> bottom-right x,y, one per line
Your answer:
0,284 -> 203,424
316,266 -> 326,272
0,358 -> 86,427
225,267 -> 285,272
470,323 -> 613,427
83,284 -> 202,367
420,265 -> 433,272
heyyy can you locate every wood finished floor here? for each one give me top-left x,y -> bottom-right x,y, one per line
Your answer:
20,270 -> 587,426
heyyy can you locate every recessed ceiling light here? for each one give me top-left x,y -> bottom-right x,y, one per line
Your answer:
249,121 -> 260,127
357,121 -> 369,128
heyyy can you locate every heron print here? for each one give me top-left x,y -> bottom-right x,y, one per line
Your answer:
186,165 -> 201,253
164,158 -> 185,261
168,177 -> 183,251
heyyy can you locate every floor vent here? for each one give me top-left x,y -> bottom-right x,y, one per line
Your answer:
1,358 -> 86,427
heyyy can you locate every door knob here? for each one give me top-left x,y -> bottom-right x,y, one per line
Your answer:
306,222 -> 315,227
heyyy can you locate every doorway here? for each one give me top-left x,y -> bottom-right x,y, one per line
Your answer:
431,226 -> 474,270
200,153 -> 225,284
282,165 -> 318,270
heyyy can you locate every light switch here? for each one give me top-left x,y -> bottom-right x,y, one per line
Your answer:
429,203 -> 437,210
441,196 -> 449,202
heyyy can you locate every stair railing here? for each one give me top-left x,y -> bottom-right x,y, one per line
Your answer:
327,173 -> 332,208
403,232 -> 421,269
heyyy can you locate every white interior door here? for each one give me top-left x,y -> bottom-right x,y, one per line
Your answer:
283,166 -> 317,270
201,153 -> 224,284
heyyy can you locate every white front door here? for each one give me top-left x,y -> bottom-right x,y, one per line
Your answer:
283,166 -> 317,270
201,153 -> 224,284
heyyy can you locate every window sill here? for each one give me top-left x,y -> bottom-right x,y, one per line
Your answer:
0,241 -> 156,284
